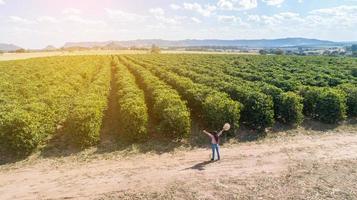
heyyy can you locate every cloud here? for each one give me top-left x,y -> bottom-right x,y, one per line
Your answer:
217,15 -> 250,27
170,4 -> 181,10
64,15 -> 105,25
62,8 -> 82,15
37,16 -> 60,23
247,15 -> 260,22
218,15 -> 241,23
148,7 -> 183,25
217,0 -> 257,11
309,5 -> 357,16
105,8 -> 147,23
149,8 -> 165,16
183,2 -> 216,17
260,12 -> 301,26
0,0 -> 5,5
8,16 -> 37,25
262,0 -> 285,7
245,5 -> 357,36
191,17 -> 202,23
308,5 -> 357,28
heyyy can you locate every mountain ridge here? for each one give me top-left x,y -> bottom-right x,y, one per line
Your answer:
0,43 -> 22,52
63,37 -> 349,49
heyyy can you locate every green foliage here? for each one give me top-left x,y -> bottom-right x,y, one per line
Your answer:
121,57 -> 191,138
0,56 -> 108,155
337,84 -> 357,117
64,59 -> 111,148
1,53 -> 356,156
116,61 -> 148,142
351,68 -> 357,77
0,105 -> 51,155
64,96 -> 106,147
315,89 -> 347,123
261,85 -> 303,125
125,57 -> 242,131
202,92 -> 241,131
277,92 -> 304,125
300,87 -> 347,123
300,87 -> 320,117
230,89 -> 274,130
139,57 -> 274,130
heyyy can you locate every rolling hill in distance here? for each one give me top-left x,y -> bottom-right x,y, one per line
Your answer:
1,38 -> 356,52
63,38 -> 353,49
0,43 -> 22,52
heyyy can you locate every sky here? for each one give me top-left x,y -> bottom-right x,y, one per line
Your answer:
0,0 -> 356,49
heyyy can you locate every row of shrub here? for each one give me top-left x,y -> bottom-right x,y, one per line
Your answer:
338,84 -> 357,117
137,56 -> 274,130
114,57 -> 149,142
192,57 -> 352,125
0,56 -> 106,155
120,57 -> 191,138
133,54 -> 354,126
166,54 -> 304,127
124,56 -> 242,132
300,87 -> 347,124
63,57 -> 111,148
225,55 -> 357,89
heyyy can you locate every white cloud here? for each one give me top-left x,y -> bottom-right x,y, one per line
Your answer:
217,15 -> 247,26
183,3 -> 216,17
64,15 -> 105,25
217,0 -> 257,11
37,16 -> 60,23
298,0 -> 303,3
309,5 -> 357,16
262,0 -> 285,7
149,8 -> 182,25
218,15 -> 238,23
105,8 -> 147,23
191,17 -> 202,23
0,0 -> 5,5
62,8 -> 82,15
260,12 -> 301,26
247,15 -> 260,22
149,8 -> 165,16
308,5 -> 357,28
170,4 -> 181,10
8,16 -> 37,25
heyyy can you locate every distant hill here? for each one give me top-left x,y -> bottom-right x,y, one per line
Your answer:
43,45 -> 57,51
0,43 -> 22,52
63,38 -> 346,49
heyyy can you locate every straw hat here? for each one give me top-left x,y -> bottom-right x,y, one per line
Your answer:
223,123 -> 231,131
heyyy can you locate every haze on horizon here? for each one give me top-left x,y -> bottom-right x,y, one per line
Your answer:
0,0 -> 356,49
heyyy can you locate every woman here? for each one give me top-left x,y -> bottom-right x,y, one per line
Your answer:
203,129 -> 225,161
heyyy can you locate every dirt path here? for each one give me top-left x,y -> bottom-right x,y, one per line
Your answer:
99,61 -> 120,144
0,131 -> 357,200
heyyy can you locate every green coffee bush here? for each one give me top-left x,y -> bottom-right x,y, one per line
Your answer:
116,62 -> 148,142
301,87 -> 347,124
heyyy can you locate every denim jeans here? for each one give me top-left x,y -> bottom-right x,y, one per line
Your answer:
211,144 -> 220,160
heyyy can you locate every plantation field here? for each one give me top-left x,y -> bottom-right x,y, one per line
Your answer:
0,50 -> 255,61
0,54 -> 356,158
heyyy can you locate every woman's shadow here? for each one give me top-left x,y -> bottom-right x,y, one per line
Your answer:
184,160 -> 217,171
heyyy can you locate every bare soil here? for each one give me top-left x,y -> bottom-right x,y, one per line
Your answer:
0,123 -> 356,200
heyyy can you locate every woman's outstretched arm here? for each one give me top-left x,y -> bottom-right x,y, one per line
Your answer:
217,129 -> 224,137
203,130 -> 212,137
